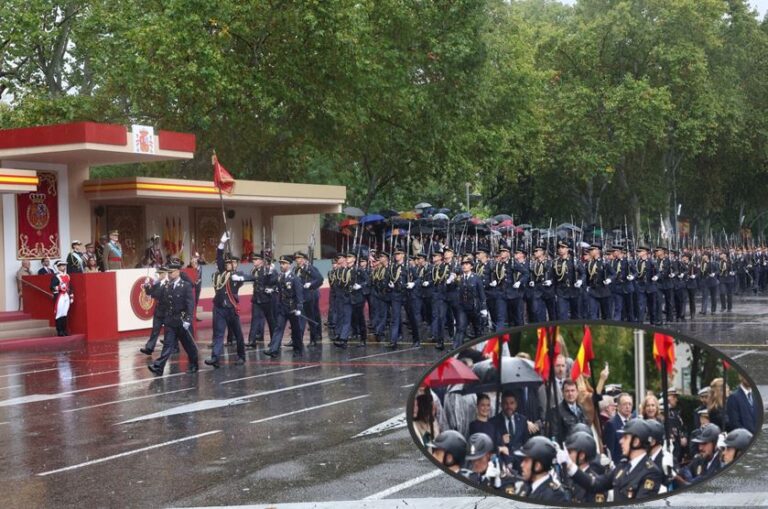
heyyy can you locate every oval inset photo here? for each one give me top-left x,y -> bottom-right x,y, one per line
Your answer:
408,321 -> 763,506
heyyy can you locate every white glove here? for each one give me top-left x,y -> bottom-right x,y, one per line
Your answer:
670,272 -> 676,278
574,280 -> 583,288
543,280 -> 552,286
294,309 -> 302,316
730,271 -> 736,276
231,274 -> 244,282
480,309 -> 488,317
717,432 -> 727,450
651,275 -> 659,281
690,274 -> 696,279
513,281 -> 521,289
303,282 -> 311,289
353,283 -> 362,290
603,278 -> 612,285
388,281 -> 395,288
556,444 -> 570,466
627,275 -> 635,281
264,288 -> 274,294
70,295 -> 74,303
662,442 -> 675,474
678,273 -> 684,279
422,281 -> 429,287
220,232 -> 230,243
484,458 -> 501,480
406,282 -> 415,289
53,285 -> 60,292
489,280 -> 498,287
447,273 -> 456,284
182,321 -> 191,330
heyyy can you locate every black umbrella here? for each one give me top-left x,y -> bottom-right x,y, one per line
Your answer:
461,357 -> 543,394
379,209 -> 400,218
452,212 -> 472,222
493,214 -> 513,222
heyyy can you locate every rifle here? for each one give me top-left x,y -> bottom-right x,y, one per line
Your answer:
308,223 -> 317,266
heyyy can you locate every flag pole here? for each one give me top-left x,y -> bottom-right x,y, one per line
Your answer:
213,152 -> 232,254
661,356 -> 670,444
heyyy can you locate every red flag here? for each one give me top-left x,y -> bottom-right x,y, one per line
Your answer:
534,327 -> 560,381
571,325 -> 595,380
723,359 -> 731,370
652,333 -> 675,374
212,154 -> 235,194
482,334 -> 509,369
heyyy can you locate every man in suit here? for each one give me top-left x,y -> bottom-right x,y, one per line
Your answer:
148,261 -> 198,376
549,379 -> 587,444
603,392 -> 634,462
538,353 -> 568,420
38,257 -> 55,275
491,391 -> 529,469
727,374 -> 757,433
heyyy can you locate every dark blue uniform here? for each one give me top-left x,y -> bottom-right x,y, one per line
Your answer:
350,263 -> 369,345
247,263 -> 277,347
586,256 -> 615,319
700,258 -> 719,314
571,455 -> 663,502
719,256 -> 735,311
404,263 -> 423,346
453,272 -> 486,349
150,275 -> 198,374
209,248 -> 247,365
142,277 -> 169,353
554,255 -> 584,320
387,260 -> 409,346
428,261 -> 450,348
504,259 -> 529,326
635,256 -> 657,324
269,269 -> 305,355
295,262 -> 323,344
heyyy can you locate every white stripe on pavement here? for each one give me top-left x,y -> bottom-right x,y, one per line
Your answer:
732,349 -> 757,359
352,413 -> 407,438
349,347 -> 420,361
0,384 -> 20,391
250,395 -> 369,424
243,373 -> 363,399
0,367 -> 60,379
62,387 -> 196,413
220,365 -> 321,385
37,430 -> 222,476
362,470 -> 443,500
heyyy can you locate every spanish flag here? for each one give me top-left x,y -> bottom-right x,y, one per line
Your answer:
482,334 -> 509,369
534,327 -> 560,381
212,153 -> 235,194
571,325 -> 594,380
653,332 -> 675,374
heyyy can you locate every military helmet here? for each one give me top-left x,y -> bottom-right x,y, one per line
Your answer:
618,418 -> 652,448
645,419 -> 665,445
514,436 -> 557,470
723,428 -> 753,451
465,432 -> 494,460
691,423 -> 722,444
565,431 -> 597,462
427,430 -> 467,465
570,423 -> 592,436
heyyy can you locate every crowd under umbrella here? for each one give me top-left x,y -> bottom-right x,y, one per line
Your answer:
342,206 -> 365,217
414,202 -> 432,210
461,355 -> 544,420
359,214 -> 385,225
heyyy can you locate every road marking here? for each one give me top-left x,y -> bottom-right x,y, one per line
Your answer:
250,395 -> 369,424
0,384 -> 20,391
353,412 -> 408,438
116,373 -> 363,424
62,387 -> 196,413
732,349 -> 757,359
220,365 -> 321,385
362,470 -> 443,500
0,421 -> 8,426
36,430 -> 222,476
0,372 -> 188,408
349,347 -> 420,361
0,367 -> 61,379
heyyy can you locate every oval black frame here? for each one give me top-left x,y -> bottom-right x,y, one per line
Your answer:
406,319 -> 764,508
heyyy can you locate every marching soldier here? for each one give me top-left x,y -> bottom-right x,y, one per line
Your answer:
554,240 -> 584,319
490,247 -> 510,329
140,266 -> 169,355
609,246 -> 629,321
453,255 -> 487,349
103,230 -> 123,270
265,254 -> 305,357
349,252 -> 369,347
655,247 -> 673,324
247,252 -> 277,349
416,252 -> 432,332
333,254 -> 354,349
700,252 -> 719,315
513,436 -> 569,502
371,253 -> 390,342
427,250 -> 449,350
442,247 -> 461,338
327,255 -> 340,339
404,253 -> 423,347
386,248 -> 410,349
294,252 -> 324,346
147,261 -> 199,376
679,423 -> 722,483
681,252 -> 699,320
559,432 -> 608,503
50,260 -> 74,336
506,248 -> 530,326
586,243 -> 614,320
635,246 -> 658,324
533,245 -> 556,322
719,251 -> 735,312
563,419 -> 663,502
475,249 -> 496,328
721,428 -> 753,467
205,232 -> 247,368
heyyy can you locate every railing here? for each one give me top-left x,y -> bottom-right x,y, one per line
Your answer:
21,277 -> 53,298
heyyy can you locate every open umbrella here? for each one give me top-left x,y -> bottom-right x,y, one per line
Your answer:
423,357 -> 480,388
432,213 -> 449,221
452,212 -> 472,222
359,214 -> 385,224
461,357 -> 543,394
415,202 -> 432,210
493,214 -> 513,222
399,210 -> 419,220
379,209 -> 400,218
340,218 -> 358,228
343,206 -> 365,217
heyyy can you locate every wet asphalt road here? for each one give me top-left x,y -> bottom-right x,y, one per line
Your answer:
0,296 -> 767,508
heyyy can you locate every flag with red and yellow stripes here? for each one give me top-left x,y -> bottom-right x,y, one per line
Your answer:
571,325 -> 594,380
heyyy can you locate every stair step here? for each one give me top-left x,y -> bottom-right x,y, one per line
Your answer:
0,327 -> 57,341
0,311 -> 33,323
0,319 -> 51,332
